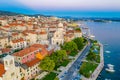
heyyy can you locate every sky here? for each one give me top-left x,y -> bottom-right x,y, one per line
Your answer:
0,0 -> 120,17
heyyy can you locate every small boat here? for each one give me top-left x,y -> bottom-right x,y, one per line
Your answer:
105,78 -> 111,80
90,35 -> 95,38
105,51 -> 111,53
105,64 -> 115,73
104,44 -> 108,46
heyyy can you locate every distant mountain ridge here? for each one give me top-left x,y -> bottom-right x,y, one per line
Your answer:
0,10 -> 120,22
0,10 -> 53,17
0,10 -> 21,16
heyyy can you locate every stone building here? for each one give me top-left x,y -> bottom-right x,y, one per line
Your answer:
0,55 -> 21,80
51,30 -> 64,45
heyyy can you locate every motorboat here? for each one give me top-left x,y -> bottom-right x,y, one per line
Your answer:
105,64 -> 115,73
105,78 -> 111,80
104,44 -> 108,46
105,51 -> 111,53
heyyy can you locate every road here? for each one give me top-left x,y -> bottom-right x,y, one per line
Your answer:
60,40 -> 92,80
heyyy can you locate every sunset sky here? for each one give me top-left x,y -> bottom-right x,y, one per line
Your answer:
0,0 -> 120,17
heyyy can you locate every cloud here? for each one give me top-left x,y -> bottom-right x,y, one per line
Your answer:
17,0 -> 120,11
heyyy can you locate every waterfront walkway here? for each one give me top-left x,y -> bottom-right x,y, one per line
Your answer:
81,43 -> 104,80
58,40 -> 92,80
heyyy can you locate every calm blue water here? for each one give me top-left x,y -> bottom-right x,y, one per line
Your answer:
84,21 -> 120,80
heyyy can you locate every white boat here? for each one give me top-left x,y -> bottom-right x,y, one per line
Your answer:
90,35 -> 95,38
105,64 -> 115,72
105,78 -> 111,80
105,51 -> 111,53
104,44 -> 108,46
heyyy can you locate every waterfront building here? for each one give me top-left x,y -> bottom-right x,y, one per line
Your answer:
74,29 -> 82,38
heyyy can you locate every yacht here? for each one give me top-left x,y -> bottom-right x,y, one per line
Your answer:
105,78 -> 111,80
105,51 -> 111,53
105,64 -> 115,72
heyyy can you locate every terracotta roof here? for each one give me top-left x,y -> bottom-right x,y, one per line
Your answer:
0,28 -> 8,32
1,48 -> 11,53
0,63 -> 5,77
39,31 -> 47,35
12,38 -> 24,43
9,23 -> 17,26
24,58 -> 40,67
31,44 -> 48,55
22,33 -> 28,36
12,33 -> 19,36
66,30 -> 74,34
31,44 -> 45,48
17,23 -> 25,26
3,26 -> 10,28
64,34 -> 74,38
13,47 -> 39,57
0,18 -> 5,20
25,30 -> 36,34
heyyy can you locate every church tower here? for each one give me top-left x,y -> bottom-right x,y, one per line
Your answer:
4,55 -> 15,70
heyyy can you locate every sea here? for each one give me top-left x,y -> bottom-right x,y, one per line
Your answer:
84,21 -> 120,80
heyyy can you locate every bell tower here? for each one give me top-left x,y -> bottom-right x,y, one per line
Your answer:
4,55 -> 15,70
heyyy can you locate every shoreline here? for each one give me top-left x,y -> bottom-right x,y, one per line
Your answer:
81,42 -> 104,80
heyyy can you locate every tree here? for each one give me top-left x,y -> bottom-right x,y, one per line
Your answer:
73,37 -> 84,50
39,57 -> 55,72
63,41 -> 78,54
75,28 -> 81,31
87,51 -> 96,61
50,52 -> 59,64
54,77 -> 59,80
56,50 -> 67,62
50,50 -> 67,65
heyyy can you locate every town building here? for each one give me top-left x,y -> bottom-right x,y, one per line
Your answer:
0,55 -> 21,80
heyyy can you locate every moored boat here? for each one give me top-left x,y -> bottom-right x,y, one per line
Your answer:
105,64 -> 115,73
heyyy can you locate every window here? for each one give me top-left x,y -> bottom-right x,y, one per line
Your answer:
10,60 -> 13,65
11,72 -> 15,76
5,61 -> 8,65
56,35 -> 58,37
18,58 -> 20,60
27,69 -> 29,72
20,68 -> 22,72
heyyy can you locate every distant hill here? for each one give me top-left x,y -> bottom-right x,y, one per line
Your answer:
0,10 -> 21,16
0,10 -> 51,17
28,14 -> 53,17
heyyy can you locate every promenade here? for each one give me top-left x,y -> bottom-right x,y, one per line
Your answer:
81,43 -> 104,80
58,40 -> 92,80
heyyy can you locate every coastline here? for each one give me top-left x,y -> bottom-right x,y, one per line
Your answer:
81,42 -> 104,80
